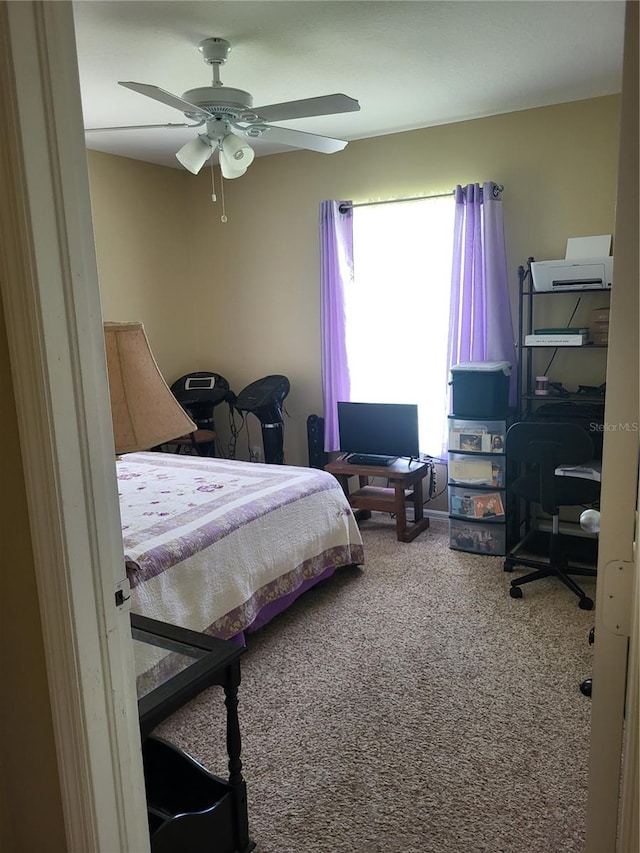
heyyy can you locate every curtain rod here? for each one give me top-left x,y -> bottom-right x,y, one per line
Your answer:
338,184 -> 504,213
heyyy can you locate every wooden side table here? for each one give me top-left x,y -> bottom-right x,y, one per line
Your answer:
131,613 -> 255,853
325,456 -> 430,542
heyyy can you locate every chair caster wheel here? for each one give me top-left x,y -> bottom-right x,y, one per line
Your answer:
503,561 -> 514,573
579,597 -> 594,611
580,678 -> 592,697
509,586 -> 523,599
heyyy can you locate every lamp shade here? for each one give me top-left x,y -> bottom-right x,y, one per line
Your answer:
104,321 -> 196,454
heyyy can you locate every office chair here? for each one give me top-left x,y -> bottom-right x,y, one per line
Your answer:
504,421 -> 600,609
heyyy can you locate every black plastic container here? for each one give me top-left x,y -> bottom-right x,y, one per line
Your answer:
450,361 -> 511,418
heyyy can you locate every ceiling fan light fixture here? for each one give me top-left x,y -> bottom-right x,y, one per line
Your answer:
175,134 -> 214,174
221,132 -> 255,167
219,150 -> 247,180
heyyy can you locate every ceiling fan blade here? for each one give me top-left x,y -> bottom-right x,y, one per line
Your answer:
119,82 -> 207,116
239,124 -> 348,154
85,122 -> 203,133
244,94 -> 359,124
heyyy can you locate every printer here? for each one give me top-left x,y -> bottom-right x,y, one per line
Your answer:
531,256 -> 613,291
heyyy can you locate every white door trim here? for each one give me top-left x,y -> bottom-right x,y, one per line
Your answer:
1,2 -> 148,849
586,3 -> 639,851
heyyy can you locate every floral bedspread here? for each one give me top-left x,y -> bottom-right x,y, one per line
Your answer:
117,452 -> 364,650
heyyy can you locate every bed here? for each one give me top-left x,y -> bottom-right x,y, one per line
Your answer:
117,452 -> 364,646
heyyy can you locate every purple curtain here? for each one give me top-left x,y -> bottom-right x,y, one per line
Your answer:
447,182 -> 517,407
320,201 -> 353,451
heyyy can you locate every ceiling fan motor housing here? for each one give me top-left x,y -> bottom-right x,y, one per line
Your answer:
198,37 -> 232,66
181,86 -> 254,118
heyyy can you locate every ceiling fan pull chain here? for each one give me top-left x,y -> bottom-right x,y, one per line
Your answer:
210,160 -> 217,202
220,171 -> 228,223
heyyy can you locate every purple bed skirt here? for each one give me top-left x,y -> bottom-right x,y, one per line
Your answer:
228,565 -> 338,645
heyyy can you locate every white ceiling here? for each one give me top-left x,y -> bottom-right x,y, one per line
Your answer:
73,0 -> 626,170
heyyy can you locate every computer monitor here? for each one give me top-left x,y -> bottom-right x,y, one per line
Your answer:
337,402 -> 420,459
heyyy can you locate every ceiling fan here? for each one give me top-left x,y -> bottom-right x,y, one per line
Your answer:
86,37 -> 360,178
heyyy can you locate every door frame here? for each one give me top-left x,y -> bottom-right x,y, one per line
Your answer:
0,2 -> 148,849
586,3 -> 639,850
1,1 -> 637,851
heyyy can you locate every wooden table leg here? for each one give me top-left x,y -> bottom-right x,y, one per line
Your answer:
393,481 -> 408,540
395,474 -> 430,542
224,663 -> 255,852
413,477 -> 425,522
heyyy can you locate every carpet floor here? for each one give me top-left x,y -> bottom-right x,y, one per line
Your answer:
157,515 -> 596,853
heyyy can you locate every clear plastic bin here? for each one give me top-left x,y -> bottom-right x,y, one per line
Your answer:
449,518 -> 506,555
448,485 -> 506,522
448,418 -> 506,454
448,452 -> 505,487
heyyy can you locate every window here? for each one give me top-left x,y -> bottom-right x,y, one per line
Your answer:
346,196 -> 455,457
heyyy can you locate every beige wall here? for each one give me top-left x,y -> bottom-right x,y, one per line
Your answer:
89,153 -> 198,378
88,94 -> 620,468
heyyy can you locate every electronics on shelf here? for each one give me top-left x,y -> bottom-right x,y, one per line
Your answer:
531,256 -> 613,291
337,401 -> 420,465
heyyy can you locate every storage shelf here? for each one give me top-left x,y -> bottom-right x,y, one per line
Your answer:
517,260 -> 610,421
522,287 -> 611,296
349,485 -> 414,513
523,344 -> 607,349
447,481 -> 503,489
522,393 -> 605,403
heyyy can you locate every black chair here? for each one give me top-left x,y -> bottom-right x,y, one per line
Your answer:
504,421 -> 600,609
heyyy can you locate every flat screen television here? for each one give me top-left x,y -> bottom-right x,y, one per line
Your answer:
337,401 -> 420,463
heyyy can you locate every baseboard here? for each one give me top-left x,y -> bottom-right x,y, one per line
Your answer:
405,506 -> 448,523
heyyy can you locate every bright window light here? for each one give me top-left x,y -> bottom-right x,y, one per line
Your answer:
348,196 -> 455,457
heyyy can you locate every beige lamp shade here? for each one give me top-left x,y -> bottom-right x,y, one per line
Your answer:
104,321 -> 196,454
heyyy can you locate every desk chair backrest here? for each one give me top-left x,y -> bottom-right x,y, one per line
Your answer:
506,421 -> 595,516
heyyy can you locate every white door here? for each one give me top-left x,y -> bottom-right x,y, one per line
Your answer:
1,2 -> 149,849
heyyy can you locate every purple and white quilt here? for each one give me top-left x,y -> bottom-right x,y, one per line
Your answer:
117,452 -> 364,643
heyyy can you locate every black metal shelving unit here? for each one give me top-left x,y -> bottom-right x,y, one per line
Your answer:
512,257 -> 608,549
516,257 -> 610,421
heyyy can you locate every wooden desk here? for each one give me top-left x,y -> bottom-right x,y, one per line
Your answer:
325,456 -> 430,542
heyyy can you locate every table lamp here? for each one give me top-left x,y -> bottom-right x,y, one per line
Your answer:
104,321 -> 196,454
